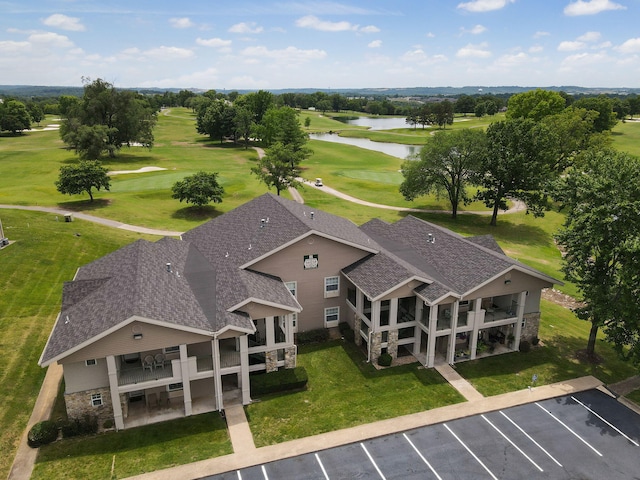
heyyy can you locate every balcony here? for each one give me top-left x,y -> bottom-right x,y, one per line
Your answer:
119,361 -> 174,386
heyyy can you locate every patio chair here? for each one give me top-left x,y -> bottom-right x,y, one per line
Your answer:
143,355 -> 154,372
154,353 -> 165,370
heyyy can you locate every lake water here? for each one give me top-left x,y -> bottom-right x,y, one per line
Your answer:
309,133 -> 421,160
334,116 -> 413,130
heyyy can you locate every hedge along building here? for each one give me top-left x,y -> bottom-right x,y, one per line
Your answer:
39,193 -> 560,430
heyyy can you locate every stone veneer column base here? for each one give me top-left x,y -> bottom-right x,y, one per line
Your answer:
284,346 -> 297,369
65,387 -> 113,431
354,316 -> 362,346
387,330 -> 398,359
265,350 -> 278,372
521,312 -> 540,342
371,332 -> 382,364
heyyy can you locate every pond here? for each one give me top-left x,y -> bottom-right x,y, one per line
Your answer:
333,116 -> 414,130
309,133 -> 421,160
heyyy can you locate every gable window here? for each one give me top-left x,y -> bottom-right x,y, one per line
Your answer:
285,281 -> 297,297
91,393 -> 103,407
324,276 -> 339,298
304,254 -> 318,269
85,359 -> 97,366
324,307 -> 340,327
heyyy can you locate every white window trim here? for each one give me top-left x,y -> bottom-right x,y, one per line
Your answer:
285,281 -> 297,297
324,306 -> 340,327
163,346 -> 180,354
168,382 -> 184,392
91,393 -> 103,407
324,276 -> 340,298
85,359 -> 97,366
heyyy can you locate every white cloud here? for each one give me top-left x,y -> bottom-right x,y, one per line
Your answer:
241,45 -> 326,64
360,25 -> 380,33
533,31 -> 550,39
400,48 -> 448,65
577,31 -> 601,42
29,32 -> 74,48
0,40 -> 30,55
140,67 -> 219,88
456,42 -> 492,58
144,46 -> 194,60
457,0 -> 515,13
561,51 -> 608,66
529,45 -> 544,53
169,17 -> 194,29
196,37 -> 232,48
558,40 -> 586,51
564,0 -> 626,16
470,24 -> 487,34
368,40 -> 382,48
295,15 -> 357,32
426,32 -> 436,38
229,22 -> 264,34
495,52 -> 529,67
616,38 -> 640,54
42,14 -> 85,32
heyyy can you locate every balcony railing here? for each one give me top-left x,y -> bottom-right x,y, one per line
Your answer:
119,362 -> 174,386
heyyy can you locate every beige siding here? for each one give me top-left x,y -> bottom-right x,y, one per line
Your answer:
243,302 -> 292,320
466,270 -> 552,308
61,320 -> 213,364
380,280 -> 423,301
250,234 -> 370,331
64,359 -> 109,394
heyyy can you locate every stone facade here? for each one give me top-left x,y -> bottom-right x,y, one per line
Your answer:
353,316 -> 362,346
284,346 -> 297,369
265,350 -> 278,373
65,387 -> 113,429
120,393 -> 128,419
370,332 -> 382,363
387,330 -> 398,359
521,312 -> 540,342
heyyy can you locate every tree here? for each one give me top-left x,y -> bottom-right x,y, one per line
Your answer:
400,129 -> 486,219
477,118 -> 556,226
572,95 -> 617,133
233,106 -> 254,149
555,149 -> 640,363
251,143 -> 302,195
0,100 -> 31,133
196,99 -> 236,143
171,171 -> 224,207
55,160 -> 110,202
431,100 -> 454,129
541,107 -> 599,172
454,95 -> 476,116
506,89 -> 566,121
60,78 -> 157,159
27,102 -> 45,125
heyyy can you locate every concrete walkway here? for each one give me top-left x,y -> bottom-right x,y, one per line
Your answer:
435,364 -> 485,402
124,375 -> 603,480
0,204 -> 183,237
224,404 -> 256,453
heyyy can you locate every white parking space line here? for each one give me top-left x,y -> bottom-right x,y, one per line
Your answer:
535,402 -> 603,457
403,433 -> 443,480
360,443 -> 387,480
236,471 -> 242,480
571,395 -> 640,447
444,423 -> 499,480
481,414 -> 544,472
261,465 -> 269,479
499,411 -> 563,467
315,453 -> 330,480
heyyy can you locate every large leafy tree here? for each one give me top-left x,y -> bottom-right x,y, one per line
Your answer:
171,171 -> 224,207
477,118 -> 556,226
572,95 -> 617,133
400,129 -> 486,219
555,149 -> 640,363
196,99 -> 236,143
55,160 -> 110,202
251,143 -> 302,196
506,89 -> 566,121
0,100 -> 31,133
60,78 -> 157,159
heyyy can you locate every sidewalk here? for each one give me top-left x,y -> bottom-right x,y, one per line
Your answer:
124,375 -> 603,480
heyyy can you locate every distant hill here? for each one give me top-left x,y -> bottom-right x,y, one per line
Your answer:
2,84 -> 639,100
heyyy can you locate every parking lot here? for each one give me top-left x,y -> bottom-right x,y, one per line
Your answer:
204,390 -> 640,480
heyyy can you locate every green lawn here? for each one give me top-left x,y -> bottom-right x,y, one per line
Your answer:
246,341 -> 464,446
31,414 -> 231,480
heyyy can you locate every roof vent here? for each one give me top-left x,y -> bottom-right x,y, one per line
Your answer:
166,263 -> 172,272
428,234 -> 435,244
261,218 -> 266,228
310,212 -> 315,220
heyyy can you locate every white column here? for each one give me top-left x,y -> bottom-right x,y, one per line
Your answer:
427,304 -> 438,367
513,291 -> 527,350
371,300 -> 380,331
212,338 -> 223,411
390,298 -> 398,326
447,303 -> 459,365
239,335 -> 251,405
266,316 -> 275,346
179,344 -> 192,416
106,355 -> 124,430
470,299 -> 482,360
413,300 -> 423,356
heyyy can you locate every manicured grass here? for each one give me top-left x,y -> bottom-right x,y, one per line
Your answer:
627,389 -> 640,405
31,413 -> 231,480
246,341 -> 465,446
454,300 -> 638,396
0,210 -> 153,479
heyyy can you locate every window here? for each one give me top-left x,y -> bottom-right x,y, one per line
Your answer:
85,359 -> 97,366
91,393 -> 103,407
168,382 -> 183,392
163,345 -> 179,354
285,281 -> 297,297
303,254 -> 318,269
324,276 -> 339,298
347,285 -> 356,307
324,307 -> 340,327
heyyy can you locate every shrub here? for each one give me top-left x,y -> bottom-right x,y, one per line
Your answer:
250,367 -> 308,396
27,420 -> 58,447
103,418 -> 115,430
519,340 -> 531,353
531,336 -> 540,346
60,419 -> 80,438
296,328 -> 330,345
338,322 -> 351,334
343,329 -> 355,342
60,414 -> 99,438
378,352 -> 392,367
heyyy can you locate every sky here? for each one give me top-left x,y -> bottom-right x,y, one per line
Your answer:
1,0 -> 640,90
